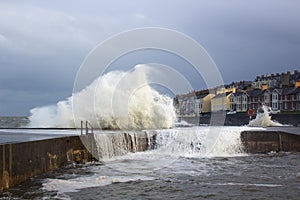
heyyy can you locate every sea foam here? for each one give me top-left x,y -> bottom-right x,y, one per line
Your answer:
28,65 -> 176,129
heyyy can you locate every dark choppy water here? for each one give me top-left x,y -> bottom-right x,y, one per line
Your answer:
1,153 -> 300,200
1,119 -> 299,199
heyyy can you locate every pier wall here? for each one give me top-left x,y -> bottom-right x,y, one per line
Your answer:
0,136 -> 92,193
2,128 -> 299,193
0,132 -> 151,193
241,131 -> 300,153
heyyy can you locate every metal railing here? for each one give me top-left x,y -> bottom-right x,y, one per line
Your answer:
80,120 -> 95,164
80,120 -> 94,135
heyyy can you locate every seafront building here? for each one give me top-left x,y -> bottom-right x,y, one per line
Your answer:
211,92 -> 231,112
174,70 -> 300,116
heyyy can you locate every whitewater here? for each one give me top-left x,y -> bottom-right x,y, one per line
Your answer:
249,105 -> 283,127
11,64 -> 295,199
28,65 -> 176,129
5,125 -> 298,200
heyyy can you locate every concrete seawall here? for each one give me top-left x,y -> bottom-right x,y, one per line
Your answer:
0,136 -> 92,193
241,128 -> 300,153
1,128 -> 300,193
0,131 -> 151,193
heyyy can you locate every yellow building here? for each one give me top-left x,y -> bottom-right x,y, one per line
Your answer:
295,80 -> 300,88
216,87 -> 237,94
261,84 -> 268,90
201,94 -> 215,113
211,92 -> 232,112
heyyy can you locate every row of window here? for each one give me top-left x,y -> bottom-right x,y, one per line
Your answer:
272,102 -> 300,110
230,94 -> 300,102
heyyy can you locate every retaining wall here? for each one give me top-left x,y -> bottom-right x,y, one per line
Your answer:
0,135 -> 92,193
241,131 -> 300,153
0,132 -> 151,194
2,129 -> 299,193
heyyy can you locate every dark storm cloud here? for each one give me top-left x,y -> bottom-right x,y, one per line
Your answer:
0,0 -> 300,115
156,0 -> 300,82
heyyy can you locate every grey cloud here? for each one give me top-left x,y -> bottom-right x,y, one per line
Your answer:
1,0 -> 300,115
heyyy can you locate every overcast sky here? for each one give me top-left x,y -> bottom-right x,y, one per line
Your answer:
1,0 -> 300,116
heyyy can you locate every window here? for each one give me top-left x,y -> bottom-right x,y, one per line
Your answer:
292,102 -> 295,110
273,93 -> 278,101
272,102 -> 278,110
284,102 -> 287,110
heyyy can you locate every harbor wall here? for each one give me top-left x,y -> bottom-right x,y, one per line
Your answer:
0,136 -> 93,193
1,128 -> 299,193
241,131 -> 300,153
0,132 -> 150,193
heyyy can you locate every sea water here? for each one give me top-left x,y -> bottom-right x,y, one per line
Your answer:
2,66 -> 298,199
2,126 -> 299,200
